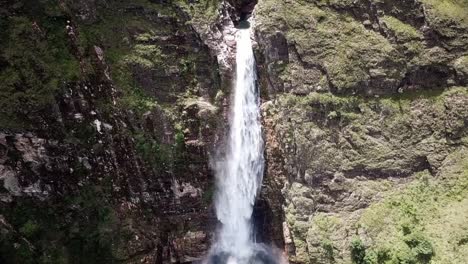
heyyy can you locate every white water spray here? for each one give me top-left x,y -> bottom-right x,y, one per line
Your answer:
212,27 -> 264,261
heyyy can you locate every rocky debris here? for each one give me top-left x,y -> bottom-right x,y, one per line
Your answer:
172,180 -> 201,200
0,167 -> 21,202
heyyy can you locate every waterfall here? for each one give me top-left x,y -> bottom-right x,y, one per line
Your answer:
211,27 -> 265,263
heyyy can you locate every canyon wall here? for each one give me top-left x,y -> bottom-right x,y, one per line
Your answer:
0,0 -> 231,262
0,0 -> 467,264
255,0 -> 468,263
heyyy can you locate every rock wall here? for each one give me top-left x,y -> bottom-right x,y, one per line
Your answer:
1,0 -> 467,263
255,0 -> 468,263
0,0 -> 232,263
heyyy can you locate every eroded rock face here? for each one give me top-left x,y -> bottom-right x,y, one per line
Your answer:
0,0 -> 229,263
255,0 -> 468,96
255,0 -> 468,263
1,0 -> 467,263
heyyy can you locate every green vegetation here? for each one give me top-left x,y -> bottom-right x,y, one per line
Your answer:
76,7 -> 163,113
272,86 -> 468,263
0,12 -> 79,128
352,149 -> 468,263
308,214 -> 342,262
317,15 -> 402,92
263,0 -> 466,262
0,0 -> 217,263
202,184 -> 215,204
0,0 -> 181,128
278,86 -> 468,127
419,0 -> 468,47
257,0 -> 404,93
135,132 -> 173,169
135,129 -> 187,172
278,92 -> 362,127
381,16 -> 422,41
123,44 -> 164,69
174,0 -> 221,27
75,0 -> 215,112
256,0 -> 468,95
421,0 -> 468,26
0,185 -> 125,263
19,220 -> 41,239
350,237 -> 366,264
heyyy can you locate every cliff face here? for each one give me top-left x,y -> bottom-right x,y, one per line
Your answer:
1,0 -> 467,264
255,0 -> 468,263
0,0 -> 228,263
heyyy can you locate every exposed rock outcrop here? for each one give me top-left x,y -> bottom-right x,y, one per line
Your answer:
1,0 -> 467,263
0,0 -> 227,263
255,0 -> 468,263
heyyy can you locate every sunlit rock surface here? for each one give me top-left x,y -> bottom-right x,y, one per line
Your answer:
255,0 -> 468,263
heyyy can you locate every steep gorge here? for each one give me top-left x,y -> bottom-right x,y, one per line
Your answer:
0,0 -> 467,264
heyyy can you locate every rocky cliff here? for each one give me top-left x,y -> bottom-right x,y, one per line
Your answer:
0,0 -> 467,264
255,0 -> 468,263
0,0 -> 230,263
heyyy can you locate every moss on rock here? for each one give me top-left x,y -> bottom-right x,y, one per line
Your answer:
256,0 -> 467,96
0,185 -> 125,263
421,0 -> 468,26
0,13 -> 79,129
420,0 -> 468,48
268,86 -> 468,263
381,15 -> 423,42
354,148 -> 468,263
174,0 -> 221,28
257,0 -> 406,95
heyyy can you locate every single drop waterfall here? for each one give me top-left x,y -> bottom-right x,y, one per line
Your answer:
210,27 -> 267,264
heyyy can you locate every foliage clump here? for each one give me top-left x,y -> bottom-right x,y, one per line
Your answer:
135,129 -> 186,173
0,185 -> 125,263
354,150 -> 468,263
123,43 -> 164,69
174,0 -> 221,27
0,14 -> 79,128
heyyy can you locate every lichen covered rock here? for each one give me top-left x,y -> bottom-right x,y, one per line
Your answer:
256,0 -> 468,263
263,87 -> 468,263
255,0 -> 468,96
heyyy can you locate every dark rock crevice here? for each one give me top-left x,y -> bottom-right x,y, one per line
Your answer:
228,0 -> 258,24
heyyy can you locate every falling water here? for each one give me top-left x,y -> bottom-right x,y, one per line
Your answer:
210,27 -> 265,263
